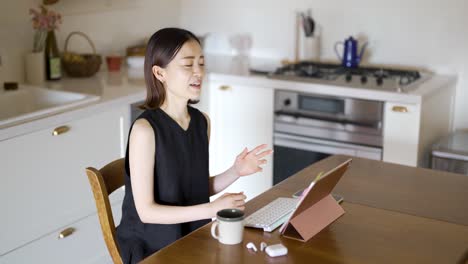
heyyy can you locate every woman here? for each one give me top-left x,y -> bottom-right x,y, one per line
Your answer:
116,28 -> 272,263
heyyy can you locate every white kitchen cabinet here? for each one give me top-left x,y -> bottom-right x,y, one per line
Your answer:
383,83 -> 454,168
0,105 -> 128,257
1,201 -> 122,264
205,81 -> 274,201
383,102 -> 421,166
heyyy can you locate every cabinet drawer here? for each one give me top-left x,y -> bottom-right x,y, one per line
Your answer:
1,201 -> 122,264
0,107 -> 128,255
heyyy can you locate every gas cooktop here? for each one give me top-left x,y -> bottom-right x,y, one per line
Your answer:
269,61 -> 427,93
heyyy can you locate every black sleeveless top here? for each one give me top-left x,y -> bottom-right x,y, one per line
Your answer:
116,106 -> 210,264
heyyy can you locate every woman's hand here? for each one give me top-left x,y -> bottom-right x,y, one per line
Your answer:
210,192 -> 246,216
233,144 -> 273,177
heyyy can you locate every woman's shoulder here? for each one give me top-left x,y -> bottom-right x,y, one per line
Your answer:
134,108 -> 164,128
189,106 -> 210,126
130,118 -> 155,140
133,117 -> 152,129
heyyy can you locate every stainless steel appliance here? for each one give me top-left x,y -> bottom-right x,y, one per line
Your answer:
273,90 -> 383,184
431,131 -> 468,176
269,61 -> 427,93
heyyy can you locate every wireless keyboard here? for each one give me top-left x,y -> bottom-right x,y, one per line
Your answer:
244,197 -> 299,232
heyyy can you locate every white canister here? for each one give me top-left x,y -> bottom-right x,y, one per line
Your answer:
300,35 -> 321,61
25,51 -> 45,85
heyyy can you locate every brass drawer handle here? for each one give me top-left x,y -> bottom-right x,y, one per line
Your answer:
392,106 -> 408,113
219,85 -> 231,91
52,125 -> 70,136
58,227 -> 75,239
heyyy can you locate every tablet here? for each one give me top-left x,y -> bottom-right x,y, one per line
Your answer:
279,158 -> 352,235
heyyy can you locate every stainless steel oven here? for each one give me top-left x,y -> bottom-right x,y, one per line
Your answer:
273,90 -> 383,184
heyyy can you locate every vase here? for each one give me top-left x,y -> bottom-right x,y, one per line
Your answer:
25,51 -> 45,86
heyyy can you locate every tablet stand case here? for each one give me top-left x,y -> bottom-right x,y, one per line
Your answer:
281,160 -> 350,242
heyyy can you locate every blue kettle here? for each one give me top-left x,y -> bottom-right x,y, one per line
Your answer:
334,36 -> 367,68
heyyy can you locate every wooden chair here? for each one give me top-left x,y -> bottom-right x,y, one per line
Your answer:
86,158 -> 125,264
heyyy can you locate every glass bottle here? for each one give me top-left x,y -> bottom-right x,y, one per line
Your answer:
44,30 -> 62,80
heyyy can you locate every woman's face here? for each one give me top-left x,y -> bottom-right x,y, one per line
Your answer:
155,39 -> 205,102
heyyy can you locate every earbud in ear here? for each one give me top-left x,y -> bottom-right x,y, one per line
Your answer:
246,242 -> 257,252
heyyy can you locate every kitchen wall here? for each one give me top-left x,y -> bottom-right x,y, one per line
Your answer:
0,0 -> 181,83
2,0 -> 467,129
179,0 -> 468,130
0,0 -> 41,85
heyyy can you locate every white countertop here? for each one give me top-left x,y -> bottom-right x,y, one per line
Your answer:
0,72 -> 146,141
0,55 -> 457,141
205,55 -> 458,104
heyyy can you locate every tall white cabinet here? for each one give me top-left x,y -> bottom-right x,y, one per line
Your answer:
383,85 -> 454,167
383,102 -> 421,166
202,81 -> 274,201
0,105 -> 129,263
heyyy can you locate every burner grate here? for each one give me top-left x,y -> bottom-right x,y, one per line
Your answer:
272,62 -> 421,87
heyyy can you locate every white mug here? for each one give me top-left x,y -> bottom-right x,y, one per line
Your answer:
211,209 -> 244,245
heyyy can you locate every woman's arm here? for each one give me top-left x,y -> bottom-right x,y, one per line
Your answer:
209,166 -> 241,196
208,146 -> 271,195
129,119 -> 245,224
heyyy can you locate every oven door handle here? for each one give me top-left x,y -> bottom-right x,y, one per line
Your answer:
274,133 -> 358,156
275,111 -> 380,128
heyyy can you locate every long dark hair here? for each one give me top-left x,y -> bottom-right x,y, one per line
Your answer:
141,28 -> 201,109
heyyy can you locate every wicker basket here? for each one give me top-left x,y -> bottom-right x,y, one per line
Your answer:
62,31 -> 102,77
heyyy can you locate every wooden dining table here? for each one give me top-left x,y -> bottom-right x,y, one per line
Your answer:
140,155 -> 468,264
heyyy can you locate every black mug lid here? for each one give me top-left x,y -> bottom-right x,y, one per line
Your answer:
217,209 -> 244,222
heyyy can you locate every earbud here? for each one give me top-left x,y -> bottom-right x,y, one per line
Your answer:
246,242 -> 258,252
260,242 -> 268,252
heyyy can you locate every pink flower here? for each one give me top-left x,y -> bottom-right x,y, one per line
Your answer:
29,5 -> 62,31
29,5 -> 62,52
